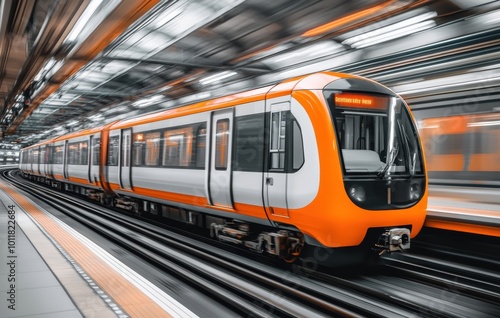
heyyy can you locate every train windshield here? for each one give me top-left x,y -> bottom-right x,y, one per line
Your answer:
329,92 -> 424,178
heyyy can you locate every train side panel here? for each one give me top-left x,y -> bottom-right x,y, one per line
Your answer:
109,101 -> 272,222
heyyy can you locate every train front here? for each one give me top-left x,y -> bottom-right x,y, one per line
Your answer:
300,76 -> 428,260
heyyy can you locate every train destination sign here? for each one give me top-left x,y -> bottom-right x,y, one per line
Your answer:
334,93 -> 389,110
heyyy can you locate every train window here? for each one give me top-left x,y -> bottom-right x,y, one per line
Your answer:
331,95 -> 424,176
270,111 -> 286,170
292,120 -> 304,170
132,123 -> 206,168
196,125 -> 207,168
68,143 -> 79,165
92,138 -> 100,165
53,145 -> 63,164
121,134 -> 130,167
67,141 -> 88,165
80,141 -> 88,165
145,132 -> 161,166
133,134 -> 145,166
233,114 -> 264,172
215,119 -> 230,170
40,147 -> 46,164
32,148 -> 40,165
162,127 -> 193,167
427,132 -> 494,155
46,146 -> 52,164
108,136 -> 119,166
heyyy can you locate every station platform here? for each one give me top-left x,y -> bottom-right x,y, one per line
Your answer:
0,182 -> 198,317
0,191 -> 111,317
0,202 -> 86,317
426,185 -> 500,237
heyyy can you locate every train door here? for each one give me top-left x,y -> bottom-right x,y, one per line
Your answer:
41,145 -> 47,175
35,146 -> 41,175
119,129 -> 132,189
34,148 -> 38,173
87,136 -> 93,183
89,136 -> 100,184
63,140 -> 69,179
209,109 -> 234,208
29,149 -> 33,173
264,102 -> 290,217
47,144 -> 54,178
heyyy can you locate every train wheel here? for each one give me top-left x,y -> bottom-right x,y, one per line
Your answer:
282,253 -> 297,263
281,242 -> 302,263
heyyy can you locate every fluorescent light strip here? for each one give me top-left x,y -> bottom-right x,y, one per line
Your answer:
352,20 -> 436,48
133,95 -> 164,108
467,121 -> 500,127
397,75 -> 500,95
344,11 -> 437,45
199,71 -> 237,85
65,0 -> 104,42
342,12 -> 437,46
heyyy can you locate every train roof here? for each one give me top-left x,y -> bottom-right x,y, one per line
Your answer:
21,137 -> 58,150
23,71 -> 376,147
52,125 -> 107,142
109,72 -> 358,130
21,124 -> 110,150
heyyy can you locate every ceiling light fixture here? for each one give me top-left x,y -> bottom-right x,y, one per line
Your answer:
65,0 -> 104,43
302,1 -> 397,37
343,11 -> 437,49
199,71 -> 237,85
133,95 -> 165,108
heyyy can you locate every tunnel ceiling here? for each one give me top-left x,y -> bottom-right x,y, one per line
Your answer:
1,0 -> 500,145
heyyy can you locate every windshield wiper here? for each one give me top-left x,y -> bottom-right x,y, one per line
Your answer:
378,146 -> 398,179
400,123 -> 416,177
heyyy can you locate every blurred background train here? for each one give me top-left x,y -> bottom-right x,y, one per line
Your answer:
419,111 -> 500,186
18,72 -> 427,265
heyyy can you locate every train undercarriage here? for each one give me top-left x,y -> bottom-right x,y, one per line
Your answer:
21,173 -> 411,264
210,222 -> 304,263
67,184 -> 306,262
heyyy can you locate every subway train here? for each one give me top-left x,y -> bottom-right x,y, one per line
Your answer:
419,111 -> 500,185
19,72 -> 427,265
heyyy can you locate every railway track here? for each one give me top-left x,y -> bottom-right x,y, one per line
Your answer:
3,167 -> 500,317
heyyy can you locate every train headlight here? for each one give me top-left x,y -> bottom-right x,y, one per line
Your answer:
349,185 -> 366,202
410,183 -> 421,200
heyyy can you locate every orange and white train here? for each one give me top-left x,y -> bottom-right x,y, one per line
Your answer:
19,72 -> 428,264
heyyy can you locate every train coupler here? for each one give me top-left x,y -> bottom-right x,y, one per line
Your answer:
375,228 -> 410,255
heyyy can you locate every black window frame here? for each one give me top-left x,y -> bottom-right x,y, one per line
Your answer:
233,113 -> 265,172
266,111 -> 305,173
